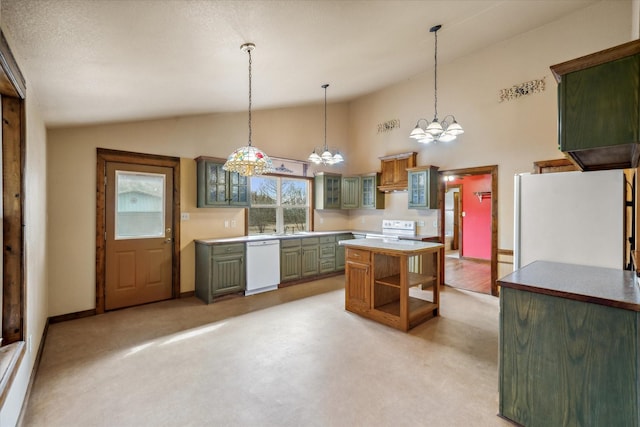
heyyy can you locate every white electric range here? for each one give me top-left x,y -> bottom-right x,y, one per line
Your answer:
365,219 -> 417,240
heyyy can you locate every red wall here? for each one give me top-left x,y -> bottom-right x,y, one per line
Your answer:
449,174 -> 491,260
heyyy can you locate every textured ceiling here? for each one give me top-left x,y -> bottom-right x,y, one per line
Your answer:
1,0 -> 598,127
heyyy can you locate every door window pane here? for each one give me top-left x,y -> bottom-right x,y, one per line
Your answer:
115,171 -> 165,239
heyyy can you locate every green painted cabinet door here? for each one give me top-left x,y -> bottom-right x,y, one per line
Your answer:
301,237 -> 320,277
280,240 -> 301,282
196,157 -> 249,207
500,287 -> 640,426
195,242 -> 245,303
341,176 -> 360,209
211,254 -> 245,296
335,233 -> 353,271
558,53 -> 640,154
315,172 -> 342,209
407,166 -> 439,209
360,173 -> 384,209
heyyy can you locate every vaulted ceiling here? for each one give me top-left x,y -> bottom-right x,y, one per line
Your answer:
1,0 -> 598,127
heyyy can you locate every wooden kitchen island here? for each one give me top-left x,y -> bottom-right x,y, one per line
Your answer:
498,261 -> 640,426
339,238 -> 443,331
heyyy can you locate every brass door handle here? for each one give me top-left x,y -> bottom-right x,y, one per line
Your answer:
164,238 -> 172,243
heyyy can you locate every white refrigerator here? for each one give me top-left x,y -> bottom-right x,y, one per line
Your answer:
514,169 -> 625,270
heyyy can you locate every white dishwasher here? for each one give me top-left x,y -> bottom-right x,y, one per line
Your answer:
245,239 -> 281,296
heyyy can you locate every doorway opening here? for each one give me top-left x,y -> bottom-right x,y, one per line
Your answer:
96,149 -> 181,313
439,166 -> 498,296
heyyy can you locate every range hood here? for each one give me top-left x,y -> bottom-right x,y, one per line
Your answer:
550,39 -> 640,171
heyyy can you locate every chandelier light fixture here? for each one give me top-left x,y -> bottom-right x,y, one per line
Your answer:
308,84 -> 344,165
409,24 -> 464,144
223,43 -> 274,176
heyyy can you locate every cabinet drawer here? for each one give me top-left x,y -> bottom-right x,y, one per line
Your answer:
280,238 -> 301,248
320,235 -> 336,244
301,237 -> 320,246
212,243 -> 245,255
320,243 -> 336,258
320,258 -> 335,273
346,248 -> 370,263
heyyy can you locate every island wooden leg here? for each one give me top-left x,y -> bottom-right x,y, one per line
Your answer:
399,255 -> 409,331
433,248 -> 440,316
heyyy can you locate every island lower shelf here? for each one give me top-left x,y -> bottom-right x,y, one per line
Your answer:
340,238 -> 443,332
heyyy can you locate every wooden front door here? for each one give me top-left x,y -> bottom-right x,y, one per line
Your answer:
104,162 -> 174,310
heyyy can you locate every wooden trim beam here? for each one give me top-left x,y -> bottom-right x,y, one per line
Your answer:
2,96 -> 25,344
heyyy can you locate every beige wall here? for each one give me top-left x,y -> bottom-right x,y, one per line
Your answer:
47,0 -> 634,317
348,0 -> 633,277
48,103 -> 351,316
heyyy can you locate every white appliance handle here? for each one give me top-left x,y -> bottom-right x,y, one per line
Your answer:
513,174 -> 522,270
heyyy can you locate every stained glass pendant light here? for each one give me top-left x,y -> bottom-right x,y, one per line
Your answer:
223,43 -> 273,176
409,24 -> 464,144
308,84 -> 344,165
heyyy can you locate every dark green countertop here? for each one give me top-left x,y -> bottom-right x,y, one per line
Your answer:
498,260 -> 640,311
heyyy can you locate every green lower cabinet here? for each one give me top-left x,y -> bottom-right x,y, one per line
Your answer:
335,233 -> 353,270
280,234 -> 352,282
319,236 -> 336,273
500,287 -> 639,426
301,237 -> 320,277
280,239 -> 302,282
195,242 -> 245,303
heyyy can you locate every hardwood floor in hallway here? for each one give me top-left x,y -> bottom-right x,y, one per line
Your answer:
444,255 -> 491,294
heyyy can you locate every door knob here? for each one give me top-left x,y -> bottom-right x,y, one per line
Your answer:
164,238 -> 172,243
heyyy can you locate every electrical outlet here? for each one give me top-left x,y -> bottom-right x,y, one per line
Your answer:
181,212 -> 190,221
418,220 -> 425,226
320,218 -> 324,224
433,221 -> 438,227
231,220 -> 236,227
224,220 -> 229,228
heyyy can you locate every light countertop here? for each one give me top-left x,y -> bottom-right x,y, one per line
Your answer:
339,237 -> 443,255
196,230 -> 439,245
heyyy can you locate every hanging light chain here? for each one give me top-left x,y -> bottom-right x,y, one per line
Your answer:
247,46 -> 252,146
323,84 -> 328,150
432,25 -> 439,120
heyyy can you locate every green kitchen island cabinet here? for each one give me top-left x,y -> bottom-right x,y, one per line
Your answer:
498,261 -> 640,427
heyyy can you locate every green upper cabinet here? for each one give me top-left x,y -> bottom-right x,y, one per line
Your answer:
360,173 -> 385,209
407,166 -> 439,209
315,172 -> 342,210
550,40 -> 640,171
196,156 -> 249,207
341,176 -> 361,209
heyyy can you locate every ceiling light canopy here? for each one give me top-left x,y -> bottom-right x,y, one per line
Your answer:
308,84 -> 344,166
223,43 -> 273,177
409,24 -> 464,144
